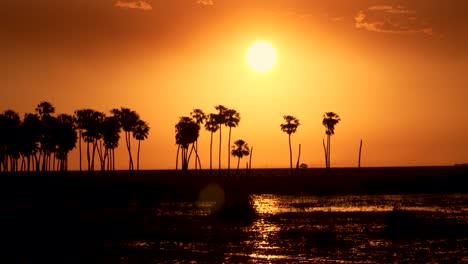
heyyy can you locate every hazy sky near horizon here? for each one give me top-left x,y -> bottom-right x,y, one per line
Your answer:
2,0 -> 468,169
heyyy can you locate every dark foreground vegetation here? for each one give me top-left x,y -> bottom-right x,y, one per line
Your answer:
0,167 -> 466,263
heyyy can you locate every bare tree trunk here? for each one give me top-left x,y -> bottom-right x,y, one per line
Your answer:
358,139 -> 362,169
249,146 -> 253,176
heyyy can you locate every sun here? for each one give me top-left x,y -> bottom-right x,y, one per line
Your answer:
246,40 -> 277,72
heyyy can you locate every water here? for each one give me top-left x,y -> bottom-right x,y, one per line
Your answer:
100,193 -> 467,263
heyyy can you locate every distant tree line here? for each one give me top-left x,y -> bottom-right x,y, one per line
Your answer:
0,101 -> 149,172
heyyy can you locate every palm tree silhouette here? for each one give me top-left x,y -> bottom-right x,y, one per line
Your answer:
280,115 -> 300,175
204,113 -> 219,177
214,105 -> 227,175
231,139 -> 250,177
190,109 -> 206,171
0,110 -> 21,172
322,112 -> 341,169
102,116 -> 121,171
175,117 -> 200,172
225,108 -> 241,177
35,102 -> 56,171
20,113 -> 41,171
133,119 -> 150,171
112,108 -> 140,170
54,114 -> 77,171
74,109 -> 105,171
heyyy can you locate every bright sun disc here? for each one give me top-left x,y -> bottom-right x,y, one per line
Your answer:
247,41 -> 277,72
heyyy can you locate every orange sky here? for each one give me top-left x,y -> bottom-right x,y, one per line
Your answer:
2,0 -> 468,169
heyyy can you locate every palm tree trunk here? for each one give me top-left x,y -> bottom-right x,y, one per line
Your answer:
175,144 -> 180,171
296,144 -> 301,175
288,134 -> 293,174
218,126 -> 222,176
236,157 -> 240,177
209,132 -> 213,177
194,140 -> 198,171
227,127 -> 232,177
358,139 -> 362,169
137,139 -> 141,171
323,139 -> 328,169
327,135 -> 331,169
249,146 -> 253,176
79,131 -> 82,172
86,142 -> 91,171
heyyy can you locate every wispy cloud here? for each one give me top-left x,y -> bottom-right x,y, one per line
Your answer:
355,5 -> 432,35
115,1 -> 152,11
196,0 -> 214,5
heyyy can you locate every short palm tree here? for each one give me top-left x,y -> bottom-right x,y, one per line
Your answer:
133,119 -> 150,171
225,108 -> 240,177
204,113 -> 219,176
102,116 -> 121,170
280,115 -> 300,175
231,139 -> 250,177
322,112 -> 341,169
175,117 -> 200,172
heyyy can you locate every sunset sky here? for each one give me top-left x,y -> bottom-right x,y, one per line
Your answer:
2,0 -> 467,169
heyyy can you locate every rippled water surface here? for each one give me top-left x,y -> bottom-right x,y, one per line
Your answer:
94,193 -> 468,263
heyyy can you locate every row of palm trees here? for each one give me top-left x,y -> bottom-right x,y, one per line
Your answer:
280,112 -> 341,173
0,101 -> 149,172
175,105 -> 252,176
175,106 -> 340,176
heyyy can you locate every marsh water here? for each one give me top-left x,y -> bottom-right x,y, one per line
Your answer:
86,192 -> 467,263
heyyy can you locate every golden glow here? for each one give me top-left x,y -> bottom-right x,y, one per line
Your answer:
246,41 -> 277,72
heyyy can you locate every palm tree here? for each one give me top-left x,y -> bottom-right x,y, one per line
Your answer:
204,113 -> 219,176
54,114 -> 77,171
190,109 -> 205,171
175,117 -> 200,172
74,109 -> 104,171
225,108 -> 241,177
133,119 -> 150,171
322,112 -> 341,169
101,116 -> 121,171
231,139 -> 250,177
214,105 -> 227,175
20,113 -> 41,171
35,102 -> 56,171
112,108 -> 140,170
280,115 -> 300,175
0,110 -> 21,171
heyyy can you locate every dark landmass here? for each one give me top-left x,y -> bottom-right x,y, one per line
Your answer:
0,167 -> 466,263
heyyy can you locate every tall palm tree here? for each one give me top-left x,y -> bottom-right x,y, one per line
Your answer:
35,102 -> 55,171
112,108 -> 140,170
0,110 -> 21,172
280,115 -> 300,175
224,108 -> 240,177
214,105 -> 227,175
54,114 -> 77,171
133,119 -> 150,171
102,116 -> 121,171
190,109 -> 205,171
231,139 -> 250,177
204,113 -> 219,176
322,112 -> 341,169
20,113 -> 41,171
74,109 -> 104,171
175,117 -> 200,172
